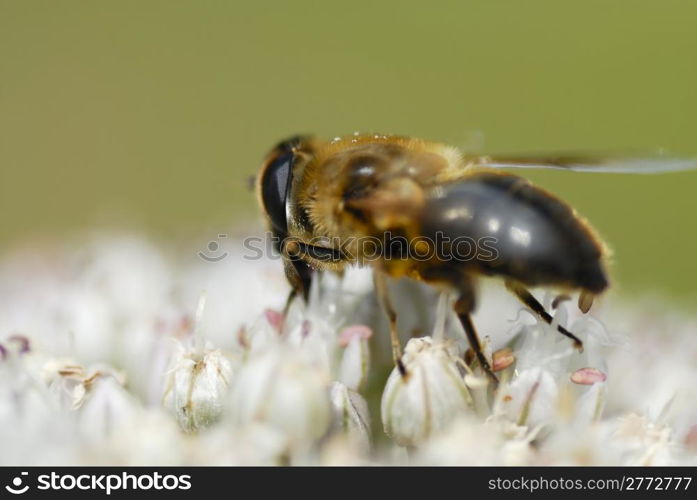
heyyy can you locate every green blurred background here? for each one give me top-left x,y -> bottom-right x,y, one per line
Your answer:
1,1 -> 695,302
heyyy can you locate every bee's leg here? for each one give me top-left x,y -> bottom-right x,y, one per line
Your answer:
373,271 -> 407,377
282,288 -> 298,318
453,288 -> 499,387
282,250 -> 314,301
578,290 -> 594,313
505,280 -> 583,351
280,257 -> 314,329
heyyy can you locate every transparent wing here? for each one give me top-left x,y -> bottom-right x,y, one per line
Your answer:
475,151 -> 697,174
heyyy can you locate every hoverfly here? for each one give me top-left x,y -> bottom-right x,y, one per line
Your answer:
256,133 -> 695,383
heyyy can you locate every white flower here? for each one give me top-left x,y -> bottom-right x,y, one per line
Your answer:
75,370 -> 141,442
2,232 -> 697,465
42,360 -> 87,410
381,337 -> 472,447
497,366 -> 559,428
228,344 -> 331,446
329,382 -> 371,450
162,294 -> 235,433
415,417 -> 534,465
191,422 -> 290,465
90,409 -> 185,466
337,325 -> 372,391
177,234 -> 289,350
613,413 -> 675,466
237,309 -> 284,353
281,272 -> 372,376
534,419 -> 623,465
493,296 -> 611,428
0,348 -> 74,465
163,344 -> 233,432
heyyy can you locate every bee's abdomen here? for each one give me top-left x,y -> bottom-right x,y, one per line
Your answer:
419,172 -> 608,293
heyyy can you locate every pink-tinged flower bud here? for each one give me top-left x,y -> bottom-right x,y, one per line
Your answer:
6,335 -> 31,354
263,309 -> 284,332
338,325 -> 372,391
570,367 -> 607,385
493,348 -> 516,372
381,337 -> 472,447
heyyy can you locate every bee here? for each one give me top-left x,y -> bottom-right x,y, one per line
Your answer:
256,133 -> 695,383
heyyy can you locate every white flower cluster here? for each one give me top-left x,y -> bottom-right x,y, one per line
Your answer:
0,233 -> 696,465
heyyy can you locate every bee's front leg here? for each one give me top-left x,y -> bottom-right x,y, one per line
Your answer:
281,256 -> 314,318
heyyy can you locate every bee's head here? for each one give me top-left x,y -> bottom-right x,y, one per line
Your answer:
257,135 -> 310,235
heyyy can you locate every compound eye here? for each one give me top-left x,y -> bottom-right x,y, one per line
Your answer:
260,150 -> 294,233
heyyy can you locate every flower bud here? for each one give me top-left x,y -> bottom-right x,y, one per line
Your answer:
498,367 -> 558,427
229,345 -> 331,445
337,325 -> 372,391
329,382 -> 371,450
381,337 -> 472,447
76,370 -> 141,442
163,343 -> 233,433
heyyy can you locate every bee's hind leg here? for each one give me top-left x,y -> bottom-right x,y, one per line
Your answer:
504,280 -> 583,351
373,271 -> 407,378
453,285 -> 499,387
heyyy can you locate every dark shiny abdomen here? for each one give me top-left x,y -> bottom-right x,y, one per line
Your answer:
419,172 -> 608,292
